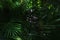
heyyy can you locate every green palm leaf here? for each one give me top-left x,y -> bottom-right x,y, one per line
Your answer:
1,22 -> 22,40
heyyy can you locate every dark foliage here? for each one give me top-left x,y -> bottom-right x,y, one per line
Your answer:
0,0 -> 60,40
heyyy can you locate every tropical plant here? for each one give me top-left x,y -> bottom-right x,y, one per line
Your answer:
0,0 -> 60,40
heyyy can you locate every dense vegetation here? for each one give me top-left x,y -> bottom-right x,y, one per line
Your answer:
0,0 -> 60,40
